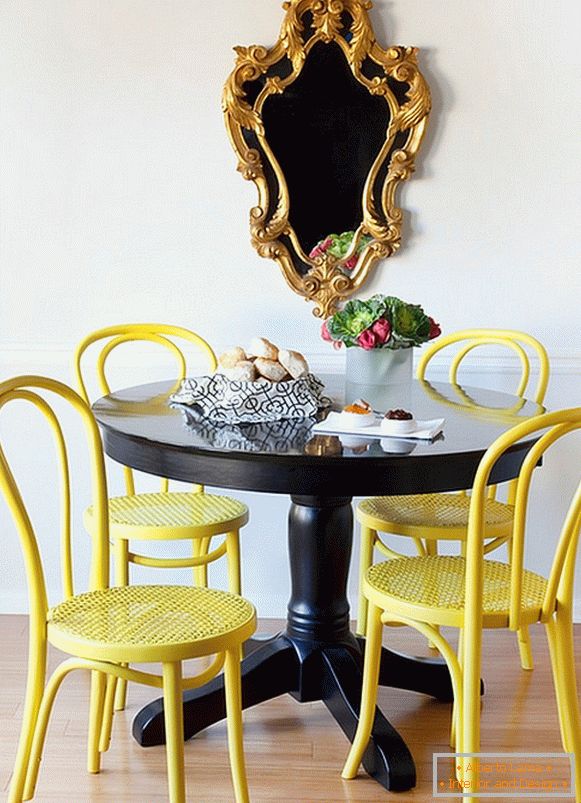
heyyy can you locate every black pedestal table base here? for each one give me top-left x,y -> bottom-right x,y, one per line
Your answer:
132,495 -> 458,793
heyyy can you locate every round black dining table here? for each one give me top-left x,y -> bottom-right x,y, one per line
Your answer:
93,375 -> 544,794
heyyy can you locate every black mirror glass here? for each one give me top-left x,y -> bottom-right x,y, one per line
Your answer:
261,42 -> 390,255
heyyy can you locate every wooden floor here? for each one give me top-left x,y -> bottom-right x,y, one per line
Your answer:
1,617 -> 579,802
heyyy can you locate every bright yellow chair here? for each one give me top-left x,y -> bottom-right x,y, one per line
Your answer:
75,323 -> 249,711
344,407 -> 581,801
2,376 -> 256,803
356,329 -> 550,671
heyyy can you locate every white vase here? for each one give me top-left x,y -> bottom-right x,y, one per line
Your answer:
346,346 -> 413,386
345,347 -> 413,411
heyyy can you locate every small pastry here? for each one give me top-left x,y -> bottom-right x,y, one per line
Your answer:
278,348 -> 309,379
222,360 -> 257,382
340,398 -> 375,428
218,346 -> 247,369
380,408 -> 416,435
254,357 -> 288,382
342,399 -> 372,414
248,337 -> 279,361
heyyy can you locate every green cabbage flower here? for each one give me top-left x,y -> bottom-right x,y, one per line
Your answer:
323,294 -> 439,350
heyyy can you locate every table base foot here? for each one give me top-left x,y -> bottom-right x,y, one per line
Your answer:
321,645 -> 416,791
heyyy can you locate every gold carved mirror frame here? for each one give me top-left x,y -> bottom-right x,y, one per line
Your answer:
223,0 -> 431,317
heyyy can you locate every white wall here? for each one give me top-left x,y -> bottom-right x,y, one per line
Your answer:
1,1 -> 580,618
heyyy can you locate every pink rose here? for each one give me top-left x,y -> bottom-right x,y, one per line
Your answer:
309,245 -> 324,258
428,317 -> 442,339
343,255 -> 358,270
357,329 -> 376,350
371,317 -> 391,344
320,237 -> 333,251
320,319 -> 333,342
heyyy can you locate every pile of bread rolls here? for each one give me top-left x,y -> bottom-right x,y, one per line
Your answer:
218,337 -> 309,383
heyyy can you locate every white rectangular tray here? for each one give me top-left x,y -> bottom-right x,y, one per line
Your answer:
312,412 -> 445,440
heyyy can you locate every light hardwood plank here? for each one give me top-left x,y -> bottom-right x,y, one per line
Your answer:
0,616 -> 578,801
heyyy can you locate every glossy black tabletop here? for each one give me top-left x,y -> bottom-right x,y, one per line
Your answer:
93,375 -> 544,497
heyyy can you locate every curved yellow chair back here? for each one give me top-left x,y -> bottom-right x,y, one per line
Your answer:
0,376 -> 110,608
417,329 -> 550,405
464,407 -> 581,635
74,323 -> 217,495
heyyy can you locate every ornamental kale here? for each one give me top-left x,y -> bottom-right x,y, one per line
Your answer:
322,294 -> 441,350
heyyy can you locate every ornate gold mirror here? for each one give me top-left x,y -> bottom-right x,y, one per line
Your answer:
223,0 -> 431,317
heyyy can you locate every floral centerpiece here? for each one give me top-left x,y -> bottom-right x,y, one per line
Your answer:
321,294 -> 441,388
321,294 -> 441,350
309,230 -> 373,272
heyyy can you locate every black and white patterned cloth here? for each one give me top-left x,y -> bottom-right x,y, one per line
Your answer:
169,372 -> 330,423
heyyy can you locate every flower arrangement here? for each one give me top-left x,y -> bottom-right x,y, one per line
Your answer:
309,230 -> 373,271
321,294 -> 441,350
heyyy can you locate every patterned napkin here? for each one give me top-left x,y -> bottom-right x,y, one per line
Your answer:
170,372 -> 330,424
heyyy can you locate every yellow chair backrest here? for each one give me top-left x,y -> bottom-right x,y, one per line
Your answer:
74,323 -> 217,495
0,376 -> 110,637
417,329 -> 550,405
465,407 -> 581,635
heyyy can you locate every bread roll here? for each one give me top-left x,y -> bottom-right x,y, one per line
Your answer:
278,348 -> 309,379
222,360 -> 257,382
248,337 -> 278,361
254,357 -> 287,382
219,346 -> 247,369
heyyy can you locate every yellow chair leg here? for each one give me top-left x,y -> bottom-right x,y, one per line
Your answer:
113,539 -> 129,712
87,671 -> 106,774
226,531 -> 242,595
342,603 -> 383,779
450,628 -> 464,750
162,662 -> 186,803
224,647 -> 250,803
546,613 -> 581,800
516,625 -> 534,671
356,527 -> 376,637
460,615 -> 483,796
425,540 -> 440,650
23,662 -> 78,800
99,674 -> 117,753
7,636 -> 46,803
546,618 -> 570,752
193,537 -> 209,588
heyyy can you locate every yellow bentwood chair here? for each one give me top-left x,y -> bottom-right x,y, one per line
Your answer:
2,376 -> 256,803
75,323 -> 249,711
343,408 -> 581,800
356,329 -> 550,670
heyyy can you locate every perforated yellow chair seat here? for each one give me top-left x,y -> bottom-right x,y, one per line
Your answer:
364,555 -> 547,629
358,494 -> 514,540
48,584 -> 256,664
84,492 -> 249,541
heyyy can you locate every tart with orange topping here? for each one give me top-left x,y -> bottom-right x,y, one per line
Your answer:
340,398 -> 375,428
